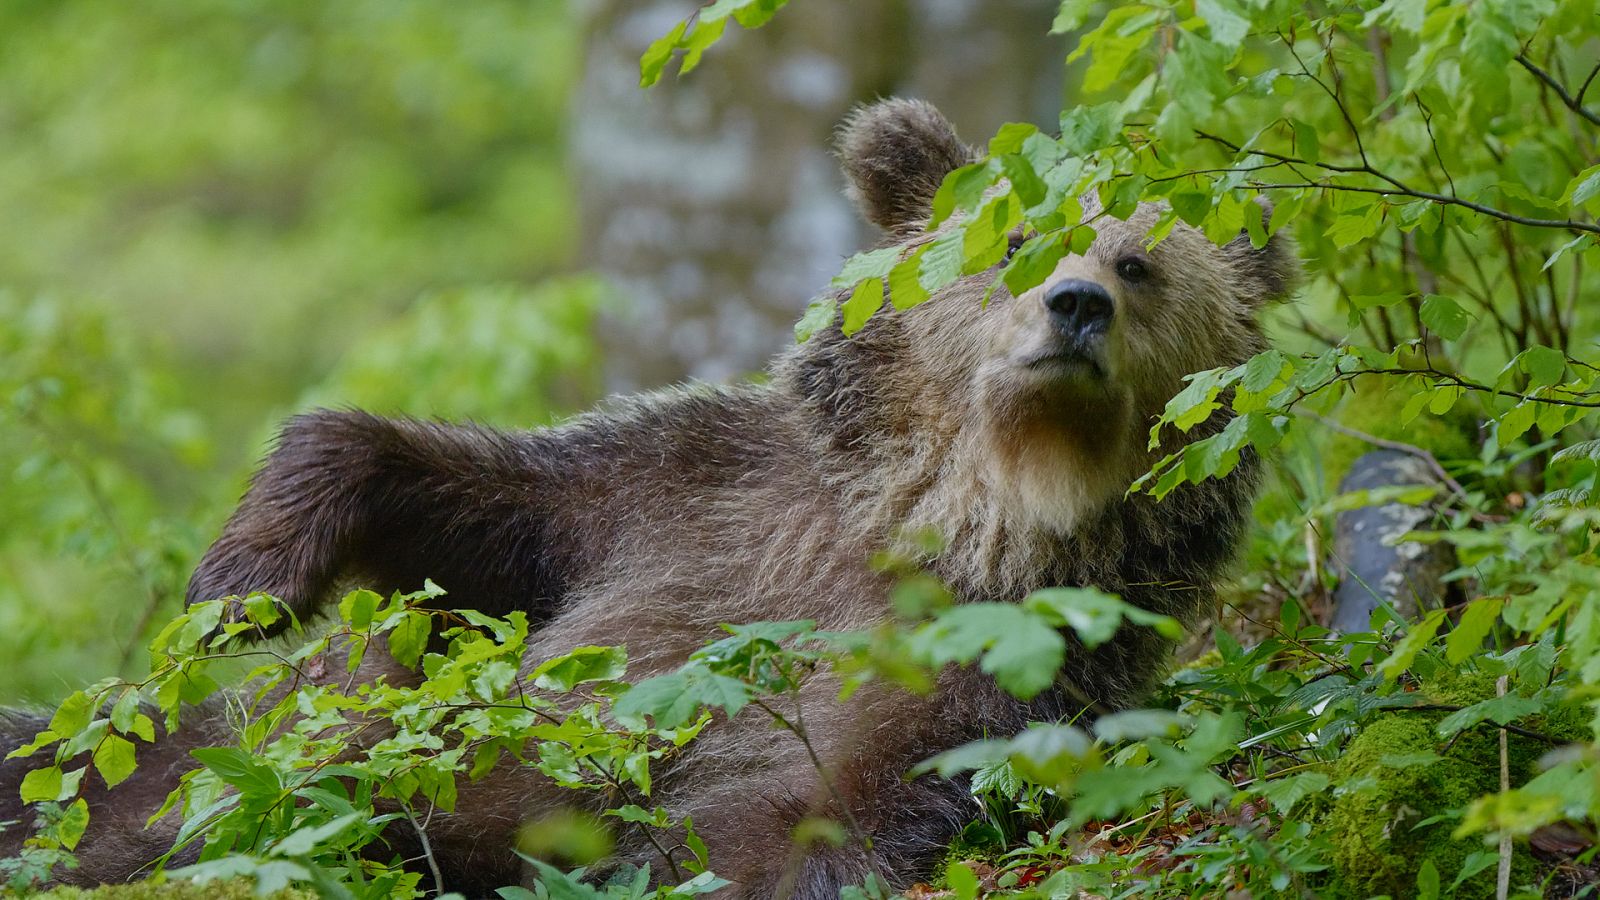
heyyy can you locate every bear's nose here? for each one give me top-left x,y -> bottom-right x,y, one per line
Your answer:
1042,278 -> 1114,339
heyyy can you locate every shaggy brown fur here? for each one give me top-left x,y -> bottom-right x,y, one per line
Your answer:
0,99 -> 1296,898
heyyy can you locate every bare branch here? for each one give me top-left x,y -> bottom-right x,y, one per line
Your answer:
1245,181 -> 1600,236
1516,54 -> 1600,127
403,804 -> 447,896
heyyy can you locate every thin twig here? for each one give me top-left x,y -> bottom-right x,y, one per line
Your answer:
1516,54 -> 1600,127
1333,366 -> 1600,409
752,695 -> 875,858
1246,181 -> 1600,236
1577,62 -> 1600,106
1399,704 -> 1561,745
1495,675 -> 1512,900
1299,413 -> 1466,497
1187,130 -> 1600,235
1282,33 -> 1370,168
403,804 -> 446,896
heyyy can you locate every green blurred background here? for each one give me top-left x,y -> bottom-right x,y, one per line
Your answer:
0,0 -> 1066,702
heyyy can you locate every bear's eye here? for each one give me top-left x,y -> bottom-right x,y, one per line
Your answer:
1116,257 -> 1151,283
1003,230 -> 1027,262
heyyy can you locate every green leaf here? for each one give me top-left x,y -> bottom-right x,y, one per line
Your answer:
1169,189 -> 1211,227
614,667 -> 748,730
1419,294 -> 1473,340
1254,771 -> 1331,815
1560,163 -> 1600,209
1051,0 -> 1094,33
913,605 -> 1066,699
1196,0 -> 1250,49
639,20 -> 688,88
1239,349 -> 1290,394
918,230 -> 966,293
271,812 -> 364,857
388,610 -> 433,670
128,714 -> 155,743
888,249 -> 931,310
92,734 -> 137,789
638,16 -> 730,86
529,646 -> 628,692
999,155 -> 1047,209
1325,204 -> 1385,248
946,861 -> 980,900
1006,724 -> 1095,787
930,161 -> 998,227
702,0 -> 791,29
1436,693 -> 1544,738
1446,597 -> 1504,665
49,690 -> 96,739
1026,588 -> 1180,647
1553,439 -> 1600,463
987,122 -> 1039,156
5,729 -> 59,760
840,278 -> 885,336
1291,119 -> 1319,166
1058,103 -> 1122,156
1094,710 -> 1182,742
1364,0 -> 1426,33
829,247 -> 899,288
1152,368 -> 1230,445
669,870 -> 733,895
110,691 -> 140,735
1001,233 -> 1067,297
1543,234 -> 1594,271
57,798 -> 89,851
1520,345 -> 1566,386
1378,607 -> 1447,681
1242,197 -> 1267,249
979,624 -> 1066,700
190,747 -> 283,797
1499,401 -> 1536,444
793,297 -> 836,343
1428,384 -> 1463,416
1417,859 -> 1440,900
19,765 -> 64,803
338,589 -> 380,630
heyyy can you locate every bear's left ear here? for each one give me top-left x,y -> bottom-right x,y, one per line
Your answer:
836,98 -> 976,233
1224,199 -> 1300,308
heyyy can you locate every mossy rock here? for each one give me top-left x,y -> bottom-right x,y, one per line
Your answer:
1312,671 -> 1585,898
1316,377 -> 1478,493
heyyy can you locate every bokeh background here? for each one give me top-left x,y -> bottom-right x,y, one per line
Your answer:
0,0 -> 1069,702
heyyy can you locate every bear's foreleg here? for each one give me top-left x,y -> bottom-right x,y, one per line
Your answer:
186,410 -> 572,629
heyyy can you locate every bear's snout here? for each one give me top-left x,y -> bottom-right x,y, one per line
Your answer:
1043,277 -> 1114,344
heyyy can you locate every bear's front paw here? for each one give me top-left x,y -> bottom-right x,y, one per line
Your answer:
184,531 -> 321,633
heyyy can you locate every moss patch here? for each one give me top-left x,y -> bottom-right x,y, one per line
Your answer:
1313,671 -> 1583,898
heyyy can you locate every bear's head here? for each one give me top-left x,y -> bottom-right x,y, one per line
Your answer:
789,98 -> 1297,536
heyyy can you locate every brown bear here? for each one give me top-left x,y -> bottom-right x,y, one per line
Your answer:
0,98 -> 1295,897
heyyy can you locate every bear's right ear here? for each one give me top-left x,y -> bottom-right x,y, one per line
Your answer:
836,98 -> 975,233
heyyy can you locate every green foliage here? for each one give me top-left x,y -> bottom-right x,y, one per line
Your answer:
3,588 -> 733,897
0,0 -> 595,704
8,0 -> 1600,897
765,2 -> 1600,887
657,3 -> 1600,890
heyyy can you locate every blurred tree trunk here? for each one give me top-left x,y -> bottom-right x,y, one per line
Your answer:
571,0 -> 1062,390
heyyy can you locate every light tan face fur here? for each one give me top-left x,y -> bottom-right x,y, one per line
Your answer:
886,202 -> 1274,535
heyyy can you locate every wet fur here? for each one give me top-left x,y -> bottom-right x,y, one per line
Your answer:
0,100 -> 1294,897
